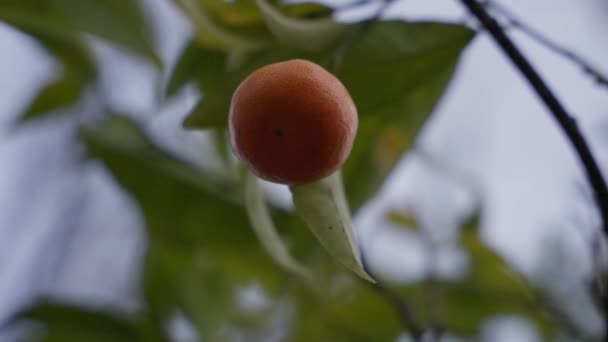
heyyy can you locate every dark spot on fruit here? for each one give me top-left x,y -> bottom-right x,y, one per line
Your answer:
274,128 -> 284,137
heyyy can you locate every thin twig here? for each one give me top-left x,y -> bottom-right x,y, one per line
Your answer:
369,281 -> 424,341
570,180 -> 608,307
458,0 -> 608,339
482,0 -> 608,88
361,254 -> 424,341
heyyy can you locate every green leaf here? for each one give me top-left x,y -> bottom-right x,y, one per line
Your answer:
275,2 -> 333,18
80,115 -> 282,252
386,210 -> 421,231
290,172 -> 374,282
20,32 -> 96,121
338,21 -> 474,210
0,0 -> 159,63
392,212 -> 556,337
172,0 -> 274,51
82,115 -> 424,340
292,273 -> 403,341
146,238 -> 291,341
182,47 -> 330,130
398,281 -> 552,337
81,116 -> 286,331
459,213 -> 538,301
165,42 -> 228,97
172,0 -> 337,52
444,283 -> 551,336
456,214 -> 555,336
180,21 -> 473,211
387,212 -> 541,338
255,0 -> 349,52
15,302 -> 158,341
143,241 -> 246,340
171,3 -> 344,127
141,240 -> 192,322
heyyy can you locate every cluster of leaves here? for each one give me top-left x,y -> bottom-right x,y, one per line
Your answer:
3,0 -> 562,340
388,211 -> 557,338
0,0 -> 159,121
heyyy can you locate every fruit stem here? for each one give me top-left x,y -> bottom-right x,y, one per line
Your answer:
243,168 -> 314,283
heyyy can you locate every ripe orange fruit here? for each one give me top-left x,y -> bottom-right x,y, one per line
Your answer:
229,59 -> 358,185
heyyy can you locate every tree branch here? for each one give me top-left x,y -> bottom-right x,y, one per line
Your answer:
360,250 -> 424,340
458,0 -> 608,339
483,0 -> 608,88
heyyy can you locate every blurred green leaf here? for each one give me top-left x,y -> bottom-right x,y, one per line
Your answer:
255,0 -> 349,52
172,0 -> 337,51
398,281 -> 551,337
443,283 -> 550,336
165,42 -> 228,97
292,273 -> 403,342
391,212 -> 555,337
2,0 -> 159,121
277,2 -> 332,18
82,116 -> 287,335
81,115 -> 277,251
19,32 -> 96,121
330,282 -> 405,341
0,0 -> 159,63
459,214 -> 534,300
172,0 -> 274,51
178,21 -> 473,211
182,46 -> 330,129
143,241 -> 255,341
338,21 -> 474,210
171,2 -> 347,127
386,210 -> 421,231
141,240 -> 191,322
82,115 -> 414,340
456,213 -> 554,337
16,301 -> 164,342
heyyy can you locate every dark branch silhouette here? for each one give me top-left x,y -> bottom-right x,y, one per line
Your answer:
458,0 -> 608,339
459,0 -> 608,250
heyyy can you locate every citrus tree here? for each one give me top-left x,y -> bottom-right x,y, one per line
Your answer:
2,0 -> 606,340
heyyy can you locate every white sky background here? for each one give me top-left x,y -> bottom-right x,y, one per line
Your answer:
0,0 -> 607,340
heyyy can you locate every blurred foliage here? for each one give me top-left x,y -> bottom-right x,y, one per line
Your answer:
1,0 -> 581,340
16,301 -> 165,341
75,116 -> 406,341
391,213 -> 556,338
18,32 -> 96,121
175,20 -> 472,210
0,0 -> 158,122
